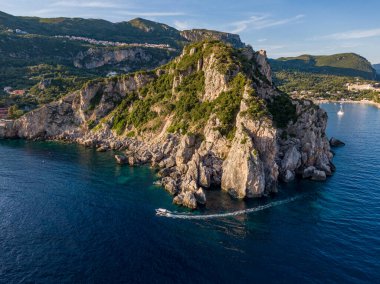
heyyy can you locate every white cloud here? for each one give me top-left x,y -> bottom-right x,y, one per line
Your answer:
173,20 -> 191,30
229,14 -> 304,33
257,38 -> 267,42
316,28 -> 380,40
46,1 -> 186,18
117,11 -> 185,17
50,1 -> 118,8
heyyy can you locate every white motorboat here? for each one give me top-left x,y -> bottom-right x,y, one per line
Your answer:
156,208 -> 170,216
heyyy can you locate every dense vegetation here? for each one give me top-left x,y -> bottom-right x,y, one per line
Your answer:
104,41 -> 276,139
267,94 -> 297,128
168,72 -> 247,138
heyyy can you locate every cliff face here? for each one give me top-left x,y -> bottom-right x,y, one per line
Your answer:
74,47 -> 177,71
0,41 -> 334,208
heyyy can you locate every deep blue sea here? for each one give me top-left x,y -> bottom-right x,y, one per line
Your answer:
0,103 -> 379,283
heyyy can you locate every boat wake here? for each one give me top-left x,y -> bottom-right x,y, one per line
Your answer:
156,195 -> 303,219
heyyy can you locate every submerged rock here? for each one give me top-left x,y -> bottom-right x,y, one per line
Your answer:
115,154 -> 128,165
311,170 -> 327,181
194,188 -> 206,205
302,166 -> 316,179
96,145 -> 108,152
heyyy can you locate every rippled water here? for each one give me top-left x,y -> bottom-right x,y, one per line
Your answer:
0,103 -> 379,283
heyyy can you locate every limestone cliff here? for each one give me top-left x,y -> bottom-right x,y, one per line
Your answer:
74,47 -> 178,72
0,41 -> 334,208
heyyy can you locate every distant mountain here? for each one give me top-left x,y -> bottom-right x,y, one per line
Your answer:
0,11 -> 244,48
0,12 -> 181,47
373,64 -> 380,75
270,53 -> 377,80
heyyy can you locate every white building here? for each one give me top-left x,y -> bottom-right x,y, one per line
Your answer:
3,87 -> 12,93
106,71 -> 118,77
347,83 -> 380,92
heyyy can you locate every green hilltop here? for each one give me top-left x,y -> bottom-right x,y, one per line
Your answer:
270,53 -> 377,80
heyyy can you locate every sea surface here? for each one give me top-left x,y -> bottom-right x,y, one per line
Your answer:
0,103 -> 379,283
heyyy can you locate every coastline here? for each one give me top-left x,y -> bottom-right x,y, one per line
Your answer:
313,99 -> 380,109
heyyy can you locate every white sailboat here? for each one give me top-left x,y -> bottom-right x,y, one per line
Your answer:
337,103 -> 344,116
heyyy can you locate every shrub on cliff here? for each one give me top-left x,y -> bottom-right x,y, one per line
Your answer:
267,94 -> 297,128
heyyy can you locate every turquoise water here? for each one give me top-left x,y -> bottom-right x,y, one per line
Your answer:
0,103 -> 379,283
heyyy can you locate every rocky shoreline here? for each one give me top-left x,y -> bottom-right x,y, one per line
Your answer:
0,97 -> 334,209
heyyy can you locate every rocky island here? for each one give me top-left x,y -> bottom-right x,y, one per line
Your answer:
0,41 -> 334,208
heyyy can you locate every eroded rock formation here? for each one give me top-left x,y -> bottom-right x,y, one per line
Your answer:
0,41 -> 334,208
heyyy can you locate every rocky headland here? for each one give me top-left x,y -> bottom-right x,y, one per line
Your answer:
0,41 -> 334,208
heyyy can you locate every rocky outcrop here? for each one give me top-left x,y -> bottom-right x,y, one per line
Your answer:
311,170 -> 327,181
180,29 -> 245,48
202,52 -> 229,101
281,145 -> 301,182
279,100 -> 333,182
254,50 -> 272,84
12,92 -> 83,139
221,126 -> 265,198
0,120 -> 16,138
0,41 -> 334,209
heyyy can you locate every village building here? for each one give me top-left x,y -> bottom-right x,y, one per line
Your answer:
106,71 -> 118,77
346,83 -> 380,92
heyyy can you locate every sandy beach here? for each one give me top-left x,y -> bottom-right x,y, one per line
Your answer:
313,99 -> 380,109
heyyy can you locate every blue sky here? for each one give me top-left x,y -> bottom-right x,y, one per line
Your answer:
1,0 -> 380,63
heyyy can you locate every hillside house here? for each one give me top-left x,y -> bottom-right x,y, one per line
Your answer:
10,90 -> 26,96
